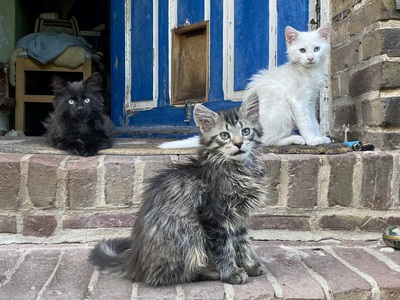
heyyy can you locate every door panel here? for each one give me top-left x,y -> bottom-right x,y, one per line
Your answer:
110,0 -> 312,136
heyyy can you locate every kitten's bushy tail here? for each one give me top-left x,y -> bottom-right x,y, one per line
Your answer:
158,135 -> 200,149
89,238 -> 132,275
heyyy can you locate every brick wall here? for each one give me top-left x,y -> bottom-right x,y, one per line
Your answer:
0,152 -> 399,244
330,0 -> 400,150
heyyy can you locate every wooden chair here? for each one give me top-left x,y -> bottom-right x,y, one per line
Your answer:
14,17 -> 92,131
15,56 -> 91,130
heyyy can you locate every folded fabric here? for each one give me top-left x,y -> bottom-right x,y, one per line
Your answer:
15,32 -> 94,64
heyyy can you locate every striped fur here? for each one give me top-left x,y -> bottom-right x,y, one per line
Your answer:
89,95 -> 270,286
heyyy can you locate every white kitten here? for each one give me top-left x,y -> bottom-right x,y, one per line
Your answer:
159,23 -> 331,149
243,22 -> 331,146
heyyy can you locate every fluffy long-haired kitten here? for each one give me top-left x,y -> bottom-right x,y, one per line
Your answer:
89,95 -> 270,286
43,72 -> 115,156
243,22 -> 331,146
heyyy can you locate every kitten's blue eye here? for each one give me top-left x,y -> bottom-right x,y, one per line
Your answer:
84,98 -> 91,104
242,128 -> 250,136
299,48 -> 306,53
68,100 -> 75,105
220,132 -> 230,140
314,46 -> 320,52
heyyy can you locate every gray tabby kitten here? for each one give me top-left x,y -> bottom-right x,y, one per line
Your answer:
89,95 -> 269,286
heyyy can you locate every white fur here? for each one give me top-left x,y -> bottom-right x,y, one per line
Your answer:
158,23 -> 332,149
243,22 -> 332,146
158,135 -> 200,149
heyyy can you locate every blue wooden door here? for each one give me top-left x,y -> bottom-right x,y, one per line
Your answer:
110,0 -> 312,137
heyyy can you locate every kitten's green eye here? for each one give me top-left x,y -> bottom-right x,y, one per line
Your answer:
220,132 -> 230,140
68,100 -> 75,105
84,98 -> 91,104
299,48 -> 306,53
242,128 -> 251,136
314,46 -> 321,52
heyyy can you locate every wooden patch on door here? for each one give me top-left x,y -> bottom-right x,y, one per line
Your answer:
172,21 -> 209,106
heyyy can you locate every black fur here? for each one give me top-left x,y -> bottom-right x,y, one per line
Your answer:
43,72 -> 115,156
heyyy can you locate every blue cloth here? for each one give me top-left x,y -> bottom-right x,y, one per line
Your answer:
16,32 -> 93,64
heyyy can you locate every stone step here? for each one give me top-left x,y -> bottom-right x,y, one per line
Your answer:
0,137 -> 399,244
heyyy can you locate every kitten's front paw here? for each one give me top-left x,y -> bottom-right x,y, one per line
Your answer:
245,261 -> 267,277
223,268 -> 248,285
81,144 -> 100,156
291,135 -> 306,145
305,136 -> 331,146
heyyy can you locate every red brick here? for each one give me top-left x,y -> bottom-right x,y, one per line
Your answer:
300,248 -> 372,298
233,275 -> 275,299
326,153 -> 356,207
104,156 -> 136,206
348,0 -> 400,36
332,104 -> 358,132
63,213 -> 134,229
66,156 -> 99,208
41,249 -> 93,299
0,215 -> 17,233
331,0 -> 359,19
261,154 -> 281,205
137,283 -> 176,300
360,152 -> 393,210
27,155 -> 64,208
362,28 -> 400,59
362,97 -> 400,126
23,215 -> 57,237
141,155 -> 175,182
90,273 -> 133,300
360,217 -> 392,232
0,249 -> 60,299
319,215 -> 368,231
333,247 -> 400,298
362,131 -> 400,151
181,281 -> 225,300
331,38 -> 360,74
349,62 -> 400,97
250,214 -> 310,231
286,155 -> 319,208
255,246 -> 325,299
0,153 -> 23,209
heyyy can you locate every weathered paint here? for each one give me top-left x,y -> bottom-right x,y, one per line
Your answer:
277,0 -> 309,65
131,0 -> 153,101
110,0 -> 125,127
234,0 -> 269,91
177,0 -> 204,26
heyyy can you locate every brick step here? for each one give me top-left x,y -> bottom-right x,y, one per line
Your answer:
0,137 -> 399,244
1,241 -> 400,299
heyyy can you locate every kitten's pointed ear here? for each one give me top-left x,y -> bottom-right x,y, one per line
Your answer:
240,93 -> 260,124
194,104 -> 220,133
317,22 -> 331,41
51,75 -> 68,96
285,26 -> 299,45
84,72 -> 103,92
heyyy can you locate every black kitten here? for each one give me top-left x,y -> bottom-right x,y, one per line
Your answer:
43,72 -> 115,156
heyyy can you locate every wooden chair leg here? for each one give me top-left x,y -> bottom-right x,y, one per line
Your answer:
82,59 -> 92,80
15,57 -> 26,131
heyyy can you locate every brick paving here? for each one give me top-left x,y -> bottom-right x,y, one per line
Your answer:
0,240 -> 399,300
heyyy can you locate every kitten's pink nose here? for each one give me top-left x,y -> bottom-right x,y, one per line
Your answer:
308,57 -> 314,62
